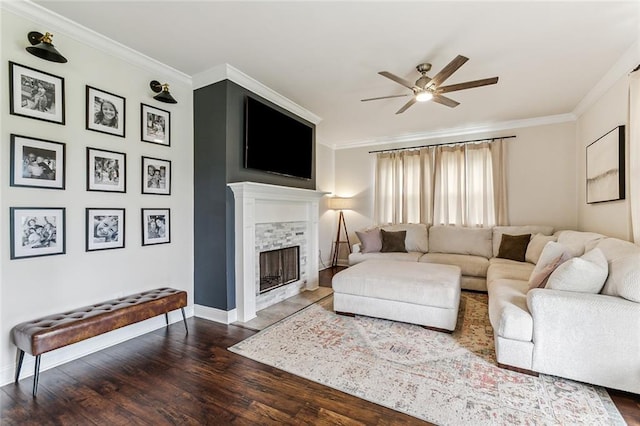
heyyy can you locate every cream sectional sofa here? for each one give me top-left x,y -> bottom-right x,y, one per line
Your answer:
348,224 -> 640,394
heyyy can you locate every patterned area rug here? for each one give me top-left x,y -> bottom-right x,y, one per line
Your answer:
229,293 -> 625,425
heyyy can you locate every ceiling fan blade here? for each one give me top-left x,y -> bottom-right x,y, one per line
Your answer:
432,94 -> 460,108
379,71 -> 416,90
437,77 -> 499,94
429,55 -> 469,87
361,94 -> 410,102
396,97 -> 417,114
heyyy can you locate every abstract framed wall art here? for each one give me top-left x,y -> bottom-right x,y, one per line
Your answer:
141,103 -> 170,146
10,207 -> 66,259
10,134 -> 65,189
9,61 -> 65,124
141,208 -> 170,246
86,208 -> 125,252
586,125 -> 625,204
87,147 -> 126,192
86,85 -> 126,137
141,156 -> 171,195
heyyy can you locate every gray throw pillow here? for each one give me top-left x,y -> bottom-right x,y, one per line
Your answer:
380,229 -> 407,253
355,229 -> 382,253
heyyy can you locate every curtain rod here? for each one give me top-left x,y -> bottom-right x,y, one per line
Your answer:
368,135 -> 517,154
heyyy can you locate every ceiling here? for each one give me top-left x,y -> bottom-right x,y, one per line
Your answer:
32,1 -> 639,149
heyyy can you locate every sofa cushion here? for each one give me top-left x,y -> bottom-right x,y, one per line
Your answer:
527,241 -> 573,289
487,278 -> 533,342
428,225 -> 493,258
487,259 -> 535,285
601,253 -> 640,302
546,248 -> 608,293
355,228 -> 382,253
492,225 -> 553,257
349,251 -> 422,266
497,234 -> 531,262
527,254 -> 569,290
380,230 -> 407,253
419,252 -> 489,277
525,233 -> 558,264
555,230 -> 606,257
381,223 -> 429,252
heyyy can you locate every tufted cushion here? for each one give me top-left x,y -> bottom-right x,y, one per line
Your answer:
11,288 -> 187,356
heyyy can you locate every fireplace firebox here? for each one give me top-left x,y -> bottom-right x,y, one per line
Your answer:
259,246 -> 300,294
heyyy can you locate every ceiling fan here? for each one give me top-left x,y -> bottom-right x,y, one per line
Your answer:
361,55 -> 499,114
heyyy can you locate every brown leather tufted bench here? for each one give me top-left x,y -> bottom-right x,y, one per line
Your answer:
11,287 -> 188,396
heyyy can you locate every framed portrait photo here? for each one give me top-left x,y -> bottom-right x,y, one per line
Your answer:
141,208 -> 170,246
10,207 -> 65,259
9,61 -> 65,124
141,103 -> 170,146
87,147 -> 126,193
141,156 -> 171,195
86,208 -> 125,252
86,86 -> 126,137
10,134 -> 65,189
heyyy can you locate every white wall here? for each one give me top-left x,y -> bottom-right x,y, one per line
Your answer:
331,121 -> 579,262
0,8 -> 194,385
576,74 -> 631,240
314,142 -> 336,267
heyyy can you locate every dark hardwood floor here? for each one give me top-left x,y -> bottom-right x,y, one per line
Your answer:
1,266 -> 638,425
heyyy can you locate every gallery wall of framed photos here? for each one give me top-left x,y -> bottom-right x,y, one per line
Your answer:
0,5 -> 195,385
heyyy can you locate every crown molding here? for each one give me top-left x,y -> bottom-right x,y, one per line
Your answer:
193,63 -> 322,125
328,113 -> 577,150
572,41 -> 640,117
1,0 -> 191,85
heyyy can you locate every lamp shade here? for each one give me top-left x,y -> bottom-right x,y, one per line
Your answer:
26,32 -> 67,63
150,80 -> 177,104
328,197 -> 352,210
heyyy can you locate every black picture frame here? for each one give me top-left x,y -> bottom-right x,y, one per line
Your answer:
9,61 -> 65,125
87,147 -> 126,193
141,208 -> 170,246
141,156 -> 171,195
86,208 -> 126,252
10,207 -> 66,259
86,85 -> 126,137
586,125 -> 625,204
141,103 -> 170,146
10,134 -> 65,190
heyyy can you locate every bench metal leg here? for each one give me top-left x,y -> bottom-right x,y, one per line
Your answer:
181,307 -> 188,334
165,313 -> 169,326
14,349 -> 25,384
33,355 -> 41,397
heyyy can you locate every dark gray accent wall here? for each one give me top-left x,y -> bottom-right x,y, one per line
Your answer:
193,79 -> 316,312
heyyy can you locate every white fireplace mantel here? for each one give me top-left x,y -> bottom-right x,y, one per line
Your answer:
228,182 -> 329,322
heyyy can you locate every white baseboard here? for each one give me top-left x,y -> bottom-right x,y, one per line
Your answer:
0,305 -> 194,387
194,304 -> 237,324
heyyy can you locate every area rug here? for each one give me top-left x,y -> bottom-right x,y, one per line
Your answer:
228,293 -> 625,425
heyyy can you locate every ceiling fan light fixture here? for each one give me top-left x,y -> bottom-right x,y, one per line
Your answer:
415,91 -> 433,102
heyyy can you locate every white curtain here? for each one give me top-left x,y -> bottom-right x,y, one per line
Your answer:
630,68 -> 640,243
374,139 -> 507,227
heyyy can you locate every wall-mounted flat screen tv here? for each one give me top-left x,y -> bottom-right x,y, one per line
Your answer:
244,96 -> 313,180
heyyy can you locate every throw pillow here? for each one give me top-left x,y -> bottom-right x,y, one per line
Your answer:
355,228 -> 382,253
380,229 -> 407,253
546,248 -> 608,293
497,234 -> 531,262
525,233 -> 558,264
527,253 -> 570,290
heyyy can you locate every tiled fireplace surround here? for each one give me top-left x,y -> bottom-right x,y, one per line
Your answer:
228,182 -> 328,322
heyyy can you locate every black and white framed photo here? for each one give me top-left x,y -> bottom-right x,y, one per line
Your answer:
141,208 -> 170,246
10,207 -> 65,259
86,86 -> 126,137
87,147 -> 126,192
10,134 -> 65,189
86,208 -> 125,252
141,156 -> 171,195
141,103 -> 170,146
586,125 -> 625,204
9,61 -> 65,125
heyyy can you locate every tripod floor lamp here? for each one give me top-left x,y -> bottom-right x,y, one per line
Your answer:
329,197 -> 352,267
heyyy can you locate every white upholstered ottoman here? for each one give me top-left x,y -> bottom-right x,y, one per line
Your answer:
332,260 -> 462,331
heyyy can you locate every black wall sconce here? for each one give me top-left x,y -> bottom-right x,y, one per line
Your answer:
26,31 -> 67,63
150,80 -> 177,104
